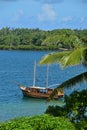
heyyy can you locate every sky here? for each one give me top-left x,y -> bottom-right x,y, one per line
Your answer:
0,0 -> 87,30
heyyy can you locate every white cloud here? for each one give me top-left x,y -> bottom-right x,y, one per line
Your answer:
38,4 -> 56,21
62,16 -> 73,22
12,10 -> 24,22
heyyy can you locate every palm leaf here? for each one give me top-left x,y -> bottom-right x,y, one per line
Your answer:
60,48 -> 83,67
39,51 -> 71,65
49,71 -> 87,100
40,47 -> 87,68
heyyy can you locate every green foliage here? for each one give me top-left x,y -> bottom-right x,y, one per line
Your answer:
83,48 -> 87,66
45,90 -> 87,130
45,105 -> 66,117
64,89 -> 87,122
0,28 -> 87,50
0,115 -> 75,130
40,47 -> 87,68
42,34 -> 80,49
75,121 -> 87,130
40,51 -> 71,65
46,90 -> 87,120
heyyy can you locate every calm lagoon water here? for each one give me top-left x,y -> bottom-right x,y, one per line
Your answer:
0,50 -> 86,122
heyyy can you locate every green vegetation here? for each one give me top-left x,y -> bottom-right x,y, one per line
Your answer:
0,114 -> 75,130
40,47 -> 87,129
40,47 -> 87,67
45,80 -> 87,130
44,70 -> 87,128
0,27 -> 87,50
45,90 -> 87,130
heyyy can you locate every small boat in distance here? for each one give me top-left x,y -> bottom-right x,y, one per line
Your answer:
19,61 -> 64,99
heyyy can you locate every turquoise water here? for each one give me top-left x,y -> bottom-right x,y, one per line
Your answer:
0,50 -> 86,122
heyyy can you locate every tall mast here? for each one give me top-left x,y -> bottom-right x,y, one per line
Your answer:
33,60 -> 36,87
46,65 -> 49,87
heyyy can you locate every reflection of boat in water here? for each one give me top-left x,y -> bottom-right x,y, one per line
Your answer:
19,61 -> 64,99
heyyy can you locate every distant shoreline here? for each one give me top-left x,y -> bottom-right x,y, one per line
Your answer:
0,45 -> 69,51
0,28 -> 86,52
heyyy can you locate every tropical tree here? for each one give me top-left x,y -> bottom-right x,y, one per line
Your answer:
40,46 -> 87,98
45,89 -> 87,130
40,46 -> 87,123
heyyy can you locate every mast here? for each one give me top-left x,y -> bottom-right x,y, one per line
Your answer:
33,60 -> 36,87
46,65 -> 49,87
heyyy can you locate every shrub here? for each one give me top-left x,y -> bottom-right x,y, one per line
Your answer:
0,114 -> 75,130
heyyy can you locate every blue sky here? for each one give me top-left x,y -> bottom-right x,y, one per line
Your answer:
0,0 -> 87,30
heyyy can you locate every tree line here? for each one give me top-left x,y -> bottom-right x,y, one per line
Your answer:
0,27 -> 87,50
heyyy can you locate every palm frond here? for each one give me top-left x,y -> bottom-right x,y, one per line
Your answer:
61,48 -> 83,67
39,51 -> 71,65
40,47 -> 87,68
49,71 -> 87,100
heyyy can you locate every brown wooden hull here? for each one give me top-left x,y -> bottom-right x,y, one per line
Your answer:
20,86 -> 64,99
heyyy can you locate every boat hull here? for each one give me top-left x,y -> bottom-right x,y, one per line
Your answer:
20,86 -> 64,99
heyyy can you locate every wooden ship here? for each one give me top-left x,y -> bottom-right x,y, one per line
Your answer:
19,61 -> 64,99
